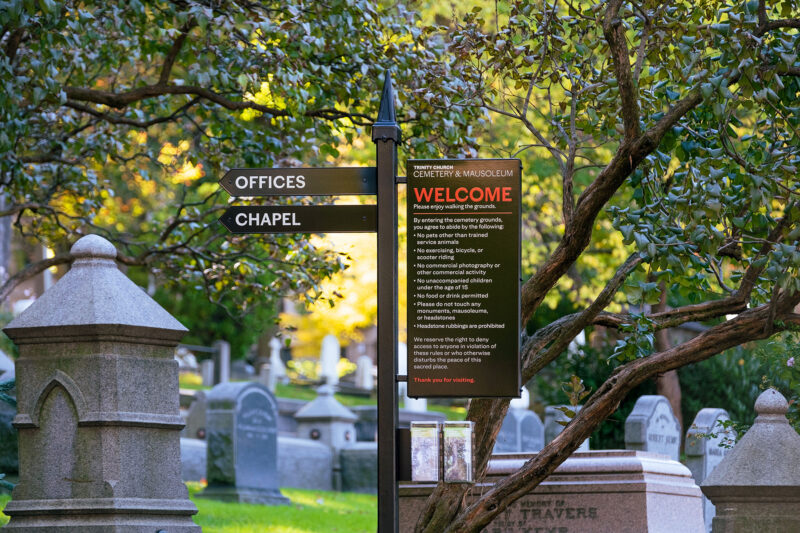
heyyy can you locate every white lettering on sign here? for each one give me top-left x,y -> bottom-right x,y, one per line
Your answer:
234,175 -> 306,190
234,212 -> 301,227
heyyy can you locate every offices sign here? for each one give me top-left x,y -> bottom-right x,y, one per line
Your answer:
407,159 -> 521,397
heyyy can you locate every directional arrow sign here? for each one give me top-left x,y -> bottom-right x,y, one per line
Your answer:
219,167 -> 377,196
219,205 -> 377,234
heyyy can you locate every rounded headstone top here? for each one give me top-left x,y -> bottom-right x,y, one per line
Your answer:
755,388 -> 789,416
70,234 -> 117,260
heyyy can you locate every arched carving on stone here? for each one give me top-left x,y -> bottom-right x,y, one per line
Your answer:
29,370 -> 87,427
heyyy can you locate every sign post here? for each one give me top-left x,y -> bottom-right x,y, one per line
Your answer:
372,75 -> 400,533
219,75 -> 521,533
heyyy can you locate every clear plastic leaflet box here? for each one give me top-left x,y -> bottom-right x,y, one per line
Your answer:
410,421 -> 440,482
443,421 -> 474,483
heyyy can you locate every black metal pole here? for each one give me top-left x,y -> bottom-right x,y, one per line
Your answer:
373,73 -> 400,533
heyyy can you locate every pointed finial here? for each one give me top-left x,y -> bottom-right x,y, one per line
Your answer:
372,71 -> 401,142
376,72 -> 396,123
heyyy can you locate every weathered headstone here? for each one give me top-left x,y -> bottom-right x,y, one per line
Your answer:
340,442 -> 378,494
213,339 -> 231,384
400,450 -> 705,533
544,405 -> 590,452
198,381 -> 289,505
180,437 -> 207,482
625,395 -> 681,461
2,234 -> 200,531
277,435 -> 334,491
201,359 -> 215,387
355,354 -> 374,391
320,334 -> 340,386
685,408 -> 734,531
494,409 -> 544,453
181,390 -> 207,440
230,359 -> 254,380
701,389 -> 800,532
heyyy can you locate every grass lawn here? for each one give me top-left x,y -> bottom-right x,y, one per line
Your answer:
0,484 -> 377,532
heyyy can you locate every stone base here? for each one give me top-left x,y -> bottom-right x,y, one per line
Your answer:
400,450 -> 705,533
197,485 -> 290,506
702,488 -> 800,533
3,497 -> 200,532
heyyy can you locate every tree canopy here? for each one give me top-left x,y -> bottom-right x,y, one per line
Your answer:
0,0 -> 477,323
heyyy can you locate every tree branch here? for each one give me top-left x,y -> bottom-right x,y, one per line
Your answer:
65,97 -> 201,128
159,19 -> 197,85
602,0 -> 641,142
443,292 -> 800,533
0,253 -> 73,303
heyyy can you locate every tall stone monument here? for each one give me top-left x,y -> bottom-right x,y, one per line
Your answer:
320,334 -> 340,386
198,381 -> 288,505
2,234 -> 200,532
701,388 -> 800,532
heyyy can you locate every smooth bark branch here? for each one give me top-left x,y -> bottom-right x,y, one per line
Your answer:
65,98 -> 200,129
602,0 -> 641,142
0,253 -> 72,302
442,296 -> 800,533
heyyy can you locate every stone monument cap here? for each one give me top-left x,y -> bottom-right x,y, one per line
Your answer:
702,388 -> 800,489
754,387 -> 789,417
294,384 -> 357,422
70,233 -> 117,259
4,234 -> 187,345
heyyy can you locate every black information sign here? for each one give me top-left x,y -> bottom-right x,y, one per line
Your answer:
407,159 -> 521,398
220,205 -> 377,234
220,167 -> 376,196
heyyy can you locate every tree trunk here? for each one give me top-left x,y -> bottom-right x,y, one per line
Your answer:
653,281 -> 683,432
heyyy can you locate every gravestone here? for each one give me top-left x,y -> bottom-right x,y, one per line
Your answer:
400,450 -> 705,533
685,408 -> 734,532
180,438 -> 207,482
320,334 -> 340,386
201,359 -> 215,387
544,405 -> 590,452
625,395 -> 681,461
702,389 -> 800,532
340,442 -> 378,494
230,359 -> 254,380
2,234 -> 200,531
181,390 -> 206,440
213,339 -> 231,384
198,381 -> 289,505
494,409 -> 544,453
277,435 -> 333,491
355,354 -> 374,391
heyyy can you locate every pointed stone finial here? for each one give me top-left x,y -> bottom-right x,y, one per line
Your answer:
372,72 -> 401,142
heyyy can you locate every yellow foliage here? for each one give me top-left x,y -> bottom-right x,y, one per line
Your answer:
280,233 -> 378,358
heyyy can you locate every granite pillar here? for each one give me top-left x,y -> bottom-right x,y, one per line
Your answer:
2,234 -> 200,532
